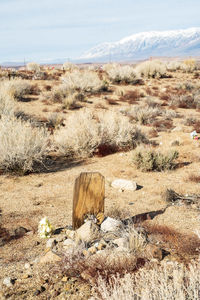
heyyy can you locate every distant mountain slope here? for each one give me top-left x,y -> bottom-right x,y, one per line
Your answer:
80,28 -> 200,62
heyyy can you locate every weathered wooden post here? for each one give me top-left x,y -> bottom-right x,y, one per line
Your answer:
72,172 -> 105,230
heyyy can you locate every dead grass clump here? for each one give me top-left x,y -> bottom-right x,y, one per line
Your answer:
119,90 -> 140,104
148,128 -> 159,138
152,119 -> 173,131
132,148 -> 179,171
59,247 -> 145,287
93,258 -> 200,300
0,115 -> 50,174
143,223 -> 200,258
160,93 -> 170,101
106,206 -> 132,220
187,174 -> 200,183
170,94 -> 198,109
106,98 -> 119,105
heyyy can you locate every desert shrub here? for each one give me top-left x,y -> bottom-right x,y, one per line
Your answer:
182,58 -> 197,73
0,86 -> 16,117
125,106 -> 161,125
92,259 -> 200,300
105,64 -> 141,84
119,90 -> 141,104
48,113 -> 64,130
1,79 -> 32,101
54,110 -> 148,158
50,85 -> 68,103
166,61 -> 182,71
62,69 -> 107,93
169,94 -> 199,109
0,115 -> 50,173
26,62 -> 40,72
152,119 -> 174,131
62,62 -> 77,71
132,148 -> 179,171
135,60 -> 167,78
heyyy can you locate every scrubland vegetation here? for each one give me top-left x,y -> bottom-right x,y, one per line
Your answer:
0,59 -> 200,299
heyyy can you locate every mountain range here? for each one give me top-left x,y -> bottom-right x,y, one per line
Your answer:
80,27 -> 200,62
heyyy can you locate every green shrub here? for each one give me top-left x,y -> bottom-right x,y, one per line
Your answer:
132,148 -> 179,171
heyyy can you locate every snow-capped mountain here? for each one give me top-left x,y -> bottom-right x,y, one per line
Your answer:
80,28 -> 200,62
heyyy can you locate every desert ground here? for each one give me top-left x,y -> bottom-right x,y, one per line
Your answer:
0,60 -> 200,299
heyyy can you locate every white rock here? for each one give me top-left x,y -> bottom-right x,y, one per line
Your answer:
111,179 -> 137,191
63,239 -> 76,249
76,221 -> 100,243
101,217 -> 122,232
3,277 -> 14,287
113,237 -> 129,249
46,238 -> 56,249
24,263 -> 31,269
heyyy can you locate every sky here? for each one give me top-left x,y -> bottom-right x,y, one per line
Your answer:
0,0 -> 200,62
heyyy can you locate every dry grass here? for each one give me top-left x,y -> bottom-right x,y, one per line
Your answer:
92,258 -> 200,300
187,174 -> 200,183
119,90 -> 141,104
143,223 -> 200,258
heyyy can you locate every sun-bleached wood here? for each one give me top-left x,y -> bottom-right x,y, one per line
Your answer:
72,172 -> 105,229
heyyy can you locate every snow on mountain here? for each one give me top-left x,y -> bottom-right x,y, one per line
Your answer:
80,28 -> 200,61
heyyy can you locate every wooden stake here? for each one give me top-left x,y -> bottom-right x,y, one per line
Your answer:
72,172 -> 105,229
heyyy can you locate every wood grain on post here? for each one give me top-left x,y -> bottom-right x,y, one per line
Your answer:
72,172 -> 105,230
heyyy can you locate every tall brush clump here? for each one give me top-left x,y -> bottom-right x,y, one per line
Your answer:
0,115 -> 50,174
135,60 -> 167,78
62,62 -> 78,71
182,58 -> 197,73
62,69 -> 108,93
54,110 -> 148,159
104,63 -> 140,84
0,86 -> 16,117
132,148 -> 179,171
26,62 -> 40,72
1,79 -> 32,101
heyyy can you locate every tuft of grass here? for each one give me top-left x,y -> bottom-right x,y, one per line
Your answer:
132,148 -> 179,171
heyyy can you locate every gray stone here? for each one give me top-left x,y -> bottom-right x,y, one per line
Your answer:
113,237 -> 129,250
46,238 -> 57,249
63,239 -> 76,250
111,179 -> 137,191
101,217 -> 122,232
76,220 -> 100,244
